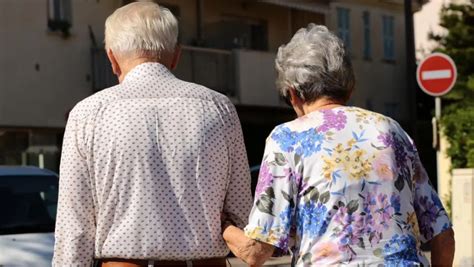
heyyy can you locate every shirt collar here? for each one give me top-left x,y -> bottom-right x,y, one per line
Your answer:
122,62 -> 174,84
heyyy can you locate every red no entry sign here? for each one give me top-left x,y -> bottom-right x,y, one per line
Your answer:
417,53 -> 457,97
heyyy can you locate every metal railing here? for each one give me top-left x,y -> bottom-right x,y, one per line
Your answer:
90,46 -> 236,96
173,45 -> 236,96
91,48 -> 118,92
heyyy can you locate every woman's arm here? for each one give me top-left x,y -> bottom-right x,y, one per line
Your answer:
223,224 -> 275,267
430,227 -> 455,266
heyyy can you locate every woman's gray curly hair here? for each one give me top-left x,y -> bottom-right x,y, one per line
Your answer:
275,24 -> 355,103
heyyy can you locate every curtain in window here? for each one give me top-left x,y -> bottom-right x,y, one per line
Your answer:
382,15 -> 395,60
337,8 -> 351,50
363,11 -> 371,59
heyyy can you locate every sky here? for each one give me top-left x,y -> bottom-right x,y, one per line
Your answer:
414,0 -> 447,60
414,0 -> 470,60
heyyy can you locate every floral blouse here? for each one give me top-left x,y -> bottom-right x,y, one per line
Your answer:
244,107 -> 451,266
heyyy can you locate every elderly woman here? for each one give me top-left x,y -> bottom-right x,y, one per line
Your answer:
222,24 -> 454,266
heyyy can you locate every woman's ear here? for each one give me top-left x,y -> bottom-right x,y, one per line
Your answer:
288,87 -> 305,117
289,88 -> 304,106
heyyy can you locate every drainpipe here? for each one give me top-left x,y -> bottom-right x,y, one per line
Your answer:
196,0 -> 203,45
404,0 -> 417,139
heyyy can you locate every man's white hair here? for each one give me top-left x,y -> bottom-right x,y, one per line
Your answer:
105,1 -> 178,59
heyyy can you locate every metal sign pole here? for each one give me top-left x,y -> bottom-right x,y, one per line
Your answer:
435,96 -> 441,191
432,97 -> 441,150
435,97 -> 441,120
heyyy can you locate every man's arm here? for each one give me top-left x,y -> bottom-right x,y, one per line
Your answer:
53,114 -> 96,266
431,228 -> 455,266
222,102 -> 253,228
223,225 -> 275,267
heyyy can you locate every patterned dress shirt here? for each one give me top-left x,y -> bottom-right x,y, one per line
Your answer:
53,63 -> 252,266
245,107 -> 451,266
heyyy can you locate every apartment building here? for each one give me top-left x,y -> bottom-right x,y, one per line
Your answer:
0,0 -> 426,170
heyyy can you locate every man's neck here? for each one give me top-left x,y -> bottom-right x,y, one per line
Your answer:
118,57 -> 167,83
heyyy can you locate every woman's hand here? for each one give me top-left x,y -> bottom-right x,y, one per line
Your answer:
222,224 -> 275,267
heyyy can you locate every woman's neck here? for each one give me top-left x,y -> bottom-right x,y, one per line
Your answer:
301,98 -> 344,115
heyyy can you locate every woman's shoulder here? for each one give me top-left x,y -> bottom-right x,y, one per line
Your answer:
343,106 -> 396,123
278,106 -> 401,132
267,106 -> 410,151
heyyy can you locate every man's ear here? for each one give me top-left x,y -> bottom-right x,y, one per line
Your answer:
169,45 -> 181,70
106,49 -> 121,77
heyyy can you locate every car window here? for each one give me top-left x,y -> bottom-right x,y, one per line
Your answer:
0,175 -> 58,235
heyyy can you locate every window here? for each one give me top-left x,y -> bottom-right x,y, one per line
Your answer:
382,15 -> 395,61
362,11 -> 371,59
0,175 -> 58,234
204,17 -> 268,51
47,0 -> 72,36
291,9 -> 325,34
337,8 -> 351,50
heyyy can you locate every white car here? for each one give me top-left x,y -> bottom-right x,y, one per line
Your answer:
0,166 -> 58,266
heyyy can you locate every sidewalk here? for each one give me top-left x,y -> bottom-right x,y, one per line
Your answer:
227,256 -> 292,267
228,253 -> 430,266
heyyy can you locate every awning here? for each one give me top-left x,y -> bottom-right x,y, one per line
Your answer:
258,0 -> 330,14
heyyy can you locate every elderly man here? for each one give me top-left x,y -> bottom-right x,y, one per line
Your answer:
53,2 -> 252,267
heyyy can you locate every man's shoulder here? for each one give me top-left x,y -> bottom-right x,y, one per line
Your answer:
176,79 -> 232,104
68,84 -> 121,122
170,78 -> 237,115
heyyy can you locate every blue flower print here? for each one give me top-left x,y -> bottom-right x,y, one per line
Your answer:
297,202 -> 329,238
271,126 -> 298,152
390,193 -> 401,213
279,206 -> 293,232
271,126 -> 324,157
383,234 -> 419,266
431,191 -> 444,210
295,129 -> 324,157
442,223 -> 451,232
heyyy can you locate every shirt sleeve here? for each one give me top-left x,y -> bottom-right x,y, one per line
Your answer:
412,149 -> 452,244
244,129 -> 298,251
223,104 -> 253,229
53,113 -> 96,266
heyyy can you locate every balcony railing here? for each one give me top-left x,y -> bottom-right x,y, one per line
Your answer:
90,45 -> 287,107
90,46 -> 236,97
91,48 -> 118,92
173,46 -> 236,96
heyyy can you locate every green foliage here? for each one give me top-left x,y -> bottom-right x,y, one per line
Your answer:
443,179 -> 452,219
430,3 -> 474,168
442,106 -> 474,168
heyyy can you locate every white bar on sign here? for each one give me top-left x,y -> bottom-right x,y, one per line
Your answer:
422,69 -> 452,80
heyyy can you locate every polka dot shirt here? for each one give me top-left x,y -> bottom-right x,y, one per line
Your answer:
53,63 -> 253,266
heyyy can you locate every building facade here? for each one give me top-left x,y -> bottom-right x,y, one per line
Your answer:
0,0 -> 425,170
